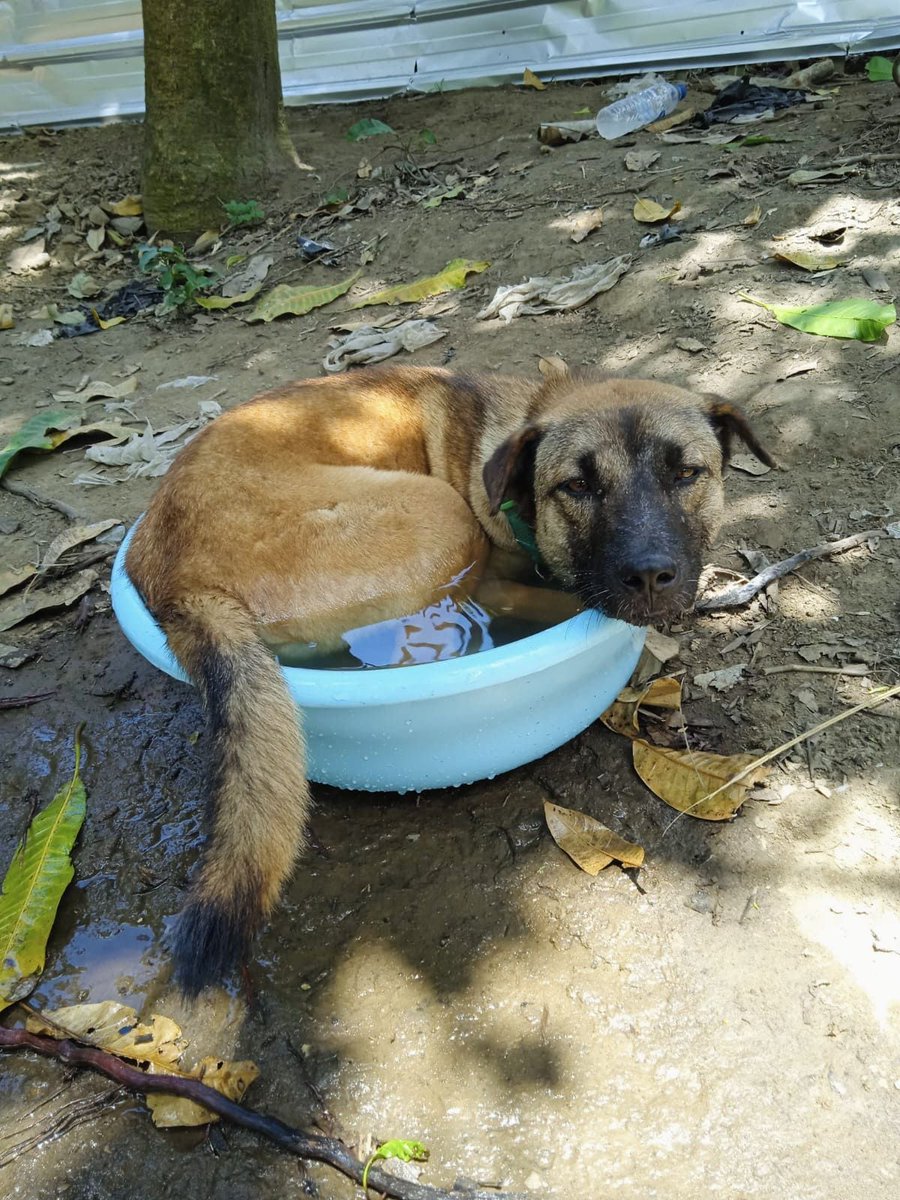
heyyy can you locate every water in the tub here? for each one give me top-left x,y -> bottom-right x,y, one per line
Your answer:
269,552 -> 583,670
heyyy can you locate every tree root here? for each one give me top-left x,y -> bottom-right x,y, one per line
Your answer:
0,1027 -> 524,1200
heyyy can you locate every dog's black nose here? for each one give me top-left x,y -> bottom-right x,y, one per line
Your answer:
619,556 -> 679,598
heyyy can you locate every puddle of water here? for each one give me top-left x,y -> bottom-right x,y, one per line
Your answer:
29,919 -> 162,1012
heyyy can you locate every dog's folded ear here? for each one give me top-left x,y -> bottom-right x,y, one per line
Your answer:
483,424 -> 543,517
705,396 -> 776,469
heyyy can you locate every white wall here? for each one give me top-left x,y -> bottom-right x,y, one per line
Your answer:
2,1 -> 898,130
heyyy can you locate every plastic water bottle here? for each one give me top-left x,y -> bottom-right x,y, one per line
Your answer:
595,82 -> 687,140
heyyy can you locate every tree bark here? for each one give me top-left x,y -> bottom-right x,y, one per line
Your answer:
141,0 -> 298,236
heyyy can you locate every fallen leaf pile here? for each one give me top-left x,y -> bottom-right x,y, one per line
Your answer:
545,673 -> 771,874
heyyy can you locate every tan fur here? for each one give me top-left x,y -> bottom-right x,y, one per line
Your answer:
127,365 -> 771,992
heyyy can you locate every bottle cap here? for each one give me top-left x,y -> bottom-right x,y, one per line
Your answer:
674,83 -> 688,99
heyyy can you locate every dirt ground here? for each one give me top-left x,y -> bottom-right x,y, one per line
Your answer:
1,66 -> 899,1200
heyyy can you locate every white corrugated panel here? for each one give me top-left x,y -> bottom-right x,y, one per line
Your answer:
1,1 -> 898,131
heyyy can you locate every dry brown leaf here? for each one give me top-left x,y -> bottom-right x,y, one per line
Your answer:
538,355 -> 568,378
523,68 -> 546,90
28,1001 -> 259,1129
773,249 -> 847,273
107,194 -> 143,217
624,150 -> 660,172
646,107 -> 695,133
26,1001 -> 186,1067
544,801 -> 644,874
147,1057 -> 260,1128
602,675 -> 683,738
632,741 -> 765,820
633,197 -> 681,223
0,569 -> 97,633
569,208 -> 604,243
41,519 -> 121,568
643,629 -> 680,663
52,377 -> 138,403
0,564 -> 36,598
743,204 -> 762,227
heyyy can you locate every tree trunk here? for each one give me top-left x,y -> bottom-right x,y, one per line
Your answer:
141,0 -> 298,237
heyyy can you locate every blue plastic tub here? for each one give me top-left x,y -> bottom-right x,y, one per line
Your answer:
111,527 -> 645,792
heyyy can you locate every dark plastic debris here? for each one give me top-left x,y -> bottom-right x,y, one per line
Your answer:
698,78 -> 807,127
297,235 -> 335,261
639,223 -> 683,249
56,279 -> 164,338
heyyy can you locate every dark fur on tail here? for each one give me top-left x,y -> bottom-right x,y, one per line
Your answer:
159,593 -> 309,997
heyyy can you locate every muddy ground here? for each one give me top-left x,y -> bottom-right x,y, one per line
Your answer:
1,67 -> 899,1200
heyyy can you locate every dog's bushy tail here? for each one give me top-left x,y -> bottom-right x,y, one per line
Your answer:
159,593 -> 308,997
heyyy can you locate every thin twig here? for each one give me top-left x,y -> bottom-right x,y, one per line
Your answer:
1,478 -> 81,521
0,691 -> 56,711
761,663 -> 871,676
697,530 -> 884,611
662,682 -> 900,834
0,1028 -> 523,1200
834,151 -> 900,166
0,1085 -> 122,1168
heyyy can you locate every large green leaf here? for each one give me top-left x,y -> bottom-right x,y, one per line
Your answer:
352,258 -> 490,308
346,118 -> 394,141
245,272 -> 360,323
740,294 -> 896,342
0,410 -> 82,480
867,55 -> 894,82
0,731 -> 87,1010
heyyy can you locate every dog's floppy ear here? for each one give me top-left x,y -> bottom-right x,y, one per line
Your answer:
483,424 -> 543,517
705,396 -> 776,469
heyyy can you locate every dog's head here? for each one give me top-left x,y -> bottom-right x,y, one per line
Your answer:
483,374 -> 774,625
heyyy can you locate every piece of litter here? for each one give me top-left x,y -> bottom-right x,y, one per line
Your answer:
324,320 -> 446,372
477,256 -> 630,323
15,329 -> 54,348
157,375 -> 219,391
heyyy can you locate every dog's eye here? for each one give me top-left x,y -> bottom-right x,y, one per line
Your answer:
559,477 -> 591,497
675,466 -> 704,484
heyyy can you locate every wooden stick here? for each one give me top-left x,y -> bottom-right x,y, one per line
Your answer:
697,529 -> 884,611
1,478 -> 81,521
761,663 -> 870,676
0,691 -> 56,711
0,1027 -> 523,1200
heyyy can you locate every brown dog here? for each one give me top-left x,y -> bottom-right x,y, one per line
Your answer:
126,366 -> 773,993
